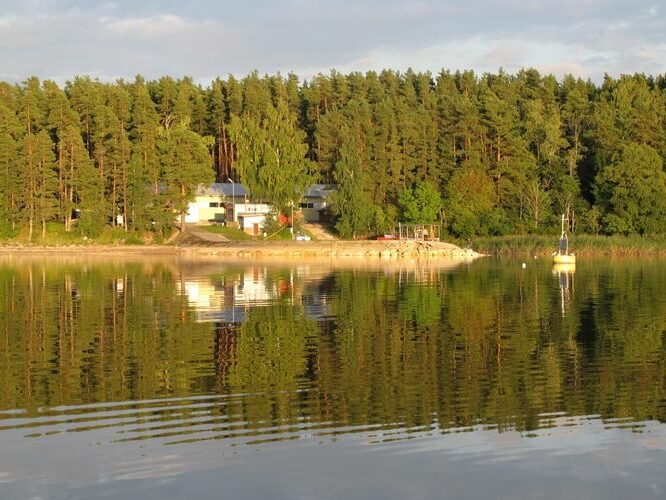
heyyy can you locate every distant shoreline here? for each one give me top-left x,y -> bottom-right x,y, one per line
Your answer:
3,234 -> 666,258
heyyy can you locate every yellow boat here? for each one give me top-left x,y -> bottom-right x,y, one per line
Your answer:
553,253 -> 576,265
553,214 -> 575,265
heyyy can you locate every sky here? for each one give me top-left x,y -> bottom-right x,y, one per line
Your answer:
0,0 -> 664,84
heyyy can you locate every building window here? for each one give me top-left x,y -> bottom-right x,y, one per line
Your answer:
209,202 -> 219,207
300,202 -> 314,209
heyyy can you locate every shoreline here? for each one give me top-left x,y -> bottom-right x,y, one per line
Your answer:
177,240 -> 480,259
0,240 -> 481,260
3,233 -> 666,258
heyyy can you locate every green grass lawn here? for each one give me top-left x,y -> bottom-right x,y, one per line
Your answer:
203,225 -> 253,240
204,225 -> 315,241
0,222 -> 147,246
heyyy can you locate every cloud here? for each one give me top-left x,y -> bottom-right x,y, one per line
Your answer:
106,15 -> 190,38
0,0 -> 664,83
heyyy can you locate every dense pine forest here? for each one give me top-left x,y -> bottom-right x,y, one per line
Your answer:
1,69 -> 666,241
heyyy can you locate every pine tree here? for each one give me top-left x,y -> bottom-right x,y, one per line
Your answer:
18,77 -> 46,136
60,125 -> 96,232
129,76 -> 163,233
66,76 -> 101,154
0,94 -> 23,230
22,131 -> 57,239
330,136 -> 376,239
44,80 -> 80,229
159,125 -> 214,232
207,78 -> 228,180
107,85 -> 132,230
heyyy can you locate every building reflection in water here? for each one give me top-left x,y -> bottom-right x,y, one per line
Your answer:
178,266 -> 334,325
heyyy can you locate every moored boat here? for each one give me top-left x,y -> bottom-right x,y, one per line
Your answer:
553,253 -> 576,265
553,214 -> 575,265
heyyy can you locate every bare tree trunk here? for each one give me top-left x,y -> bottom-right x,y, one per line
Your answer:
180,183 -> 186,232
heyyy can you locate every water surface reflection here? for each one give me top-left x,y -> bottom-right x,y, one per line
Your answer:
0,256 -> 665,498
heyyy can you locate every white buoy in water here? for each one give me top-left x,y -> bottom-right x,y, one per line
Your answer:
522,262 -> 527,269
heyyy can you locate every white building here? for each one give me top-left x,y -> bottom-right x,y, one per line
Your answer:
300,184 -> 335,222
185,182 -> 336,233
184,183 -> 271,235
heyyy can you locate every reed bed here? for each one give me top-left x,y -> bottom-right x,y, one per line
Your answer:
469,234 -> 666,256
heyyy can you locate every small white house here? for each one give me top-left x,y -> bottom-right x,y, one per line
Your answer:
185,183 -> 248,224
236,203 -> 272,235
300,184 -> 335,222
185,183 -> 272,234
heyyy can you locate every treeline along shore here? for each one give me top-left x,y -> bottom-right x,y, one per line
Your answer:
2,69 -> 666,246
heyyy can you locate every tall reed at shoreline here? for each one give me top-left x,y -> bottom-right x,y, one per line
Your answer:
469,234 -> 666,256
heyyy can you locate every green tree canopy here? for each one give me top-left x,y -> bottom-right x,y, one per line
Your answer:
159,124 -> 214,232
445,167 -> 503,237
594,143 -> 666,235
398,181 -> 443,224
330,137 -> 376,239
228,101 -> 315,213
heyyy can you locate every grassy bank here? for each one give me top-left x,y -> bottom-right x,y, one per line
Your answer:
470,234 -> 666,256
0,223 -> 148,246
203,225 -> 314,241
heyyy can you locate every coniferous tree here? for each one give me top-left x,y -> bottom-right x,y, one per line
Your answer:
44,80 -> 80,229
21,130 -> 56,239
330,136 -> 376,238
2,69 -> 666,239
60,125 -> 97,232
0,93 -> 23,230
159,124 -> 214,232
207,78 -> 229,180
66,76 -> 101,154
129,76 -> 163,233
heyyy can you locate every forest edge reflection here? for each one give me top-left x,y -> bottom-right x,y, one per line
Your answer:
0,256 -> 664,448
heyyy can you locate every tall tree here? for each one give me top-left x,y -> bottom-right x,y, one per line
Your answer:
60,125 -> 98,232
0,95 -> 23,229
129,76 -> 164,233
22,131 -> 57,239
330,136 -> 376,238
44,80 -> 80,229
159,125 -> 214,232
228,101 -> 315,213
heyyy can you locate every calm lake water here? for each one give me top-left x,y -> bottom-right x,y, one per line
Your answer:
0,255 -> 665,499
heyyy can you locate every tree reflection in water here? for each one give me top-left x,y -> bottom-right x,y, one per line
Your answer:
0,257 -> 664,445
